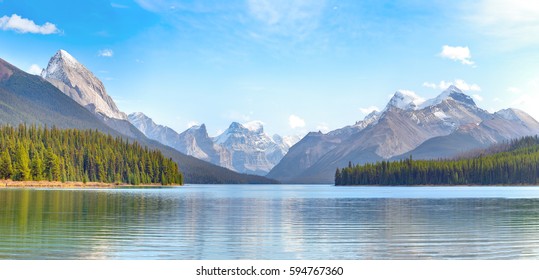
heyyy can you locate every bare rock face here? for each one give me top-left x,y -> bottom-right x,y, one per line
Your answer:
41,50 -> 127,120
268,86 -> 539,183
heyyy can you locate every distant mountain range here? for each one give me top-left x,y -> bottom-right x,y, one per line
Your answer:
128,113 -> 299,175
0,51 -> 276,184
3,49 -> 538,185
268,86 -> 539,183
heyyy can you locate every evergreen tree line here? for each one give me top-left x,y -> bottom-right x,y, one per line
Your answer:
0,125 -> 183,185
335,136 -> 539,186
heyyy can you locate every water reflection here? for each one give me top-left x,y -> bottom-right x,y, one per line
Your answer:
1,186 -> 539,259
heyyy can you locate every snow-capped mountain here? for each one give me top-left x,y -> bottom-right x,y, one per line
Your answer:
41,50 -> 127,120
214,121 -> 300,175
36,50 -> 279,183
268,86 -> 539,183
128,113 -> 299,175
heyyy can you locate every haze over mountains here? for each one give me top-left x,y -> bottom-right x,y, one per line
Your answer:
268,86 -> 539,183
0,51 -> 276,184
128,112 -> 299,175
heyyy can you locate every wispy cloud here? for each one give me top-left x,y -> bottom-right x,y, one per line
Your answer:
359,106 -> 380,115
423,79 -> 481,92
464,0 -> 539,48
0,14 -> 60,34
27,64 -> 41,75
439,45 -> 475,66
186,121 -> 200,128
247,0 -> 326,38
316,122 -> 330,133
111,2 -> 129,9
422,82 -> 437,89
98,49 -> 114,57
288,114 -> 306,129
472,94 -> 484,102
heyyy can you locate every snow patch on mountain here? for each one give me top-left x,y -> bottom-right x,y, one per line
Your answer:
386,90 -> 426,110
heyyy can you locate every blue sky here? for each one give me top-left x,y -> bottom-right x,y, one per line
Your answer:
1,0 -> 539,137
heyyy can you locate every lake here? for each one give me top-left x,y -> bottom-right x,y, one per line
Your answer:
1,184 -> 539,259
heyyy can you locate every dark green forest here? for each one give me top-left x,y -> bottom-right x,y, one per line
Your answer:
0,125 -> 183,185
335,136 -> 539,186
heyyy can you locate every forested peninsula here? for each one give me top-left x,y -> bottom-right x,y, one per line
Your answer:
0,125 -> 183,186
336,136 -> 539,186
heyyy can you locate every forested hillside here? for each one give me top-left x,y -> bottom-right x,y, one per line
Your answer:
336,136 -> 539,186
0,125 -> 183,185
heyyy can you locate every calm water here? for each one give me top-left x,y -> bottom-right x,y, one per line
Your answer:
2,184 -> 539,259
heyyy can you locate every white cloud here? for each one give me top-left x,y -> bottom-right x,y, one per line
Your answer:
247,0 -> 326,37
98,49 -> 114,57
186,121 -> 200,128
0,14 -> 60,34
243,120 -> 264,132
422,82 -> 437,89
27,64 -> 41,75
465,0 -> 539,48
398,89 -> 425,102
439,45 -> 475,65
288,114 -> 306,129
316,122 -> 330,133
472,94 -> 484,102
423,79 -> 481,92
452,80 -> 481,91
359,105 -> 380,115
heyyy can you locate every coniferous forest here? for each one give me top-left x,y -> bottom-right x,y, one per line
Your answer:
335,136 -> 539,186
0,125 -> 183,185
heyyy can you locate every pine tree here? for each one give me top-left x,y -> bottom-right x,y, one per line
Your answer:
30,156 -> 44,181
12,143 -> 31,181
0,150 -> 13,179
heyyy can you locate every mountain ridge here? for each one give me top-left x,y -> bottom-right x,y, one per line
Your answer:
128,112 -> 299,175
268,86 -> 539,183
1,53 -> 276,184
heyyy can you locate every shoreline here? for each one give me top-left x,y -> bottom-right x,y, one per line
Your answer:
0,180 -> 165,188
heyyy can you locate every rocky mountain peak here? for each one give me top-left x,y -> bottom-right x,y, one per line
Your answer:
41,50 -> 127,120
431,86 -> 476,107
387,90 -> 425,110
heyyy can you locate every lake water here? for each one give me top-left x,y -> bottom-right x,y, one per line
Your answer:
1,184 -> 539,259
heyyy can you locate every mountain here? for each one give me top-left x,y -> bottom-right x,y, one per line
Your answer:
41,50 -> 127,120
1,53 -> 276,184
129,113 -> 299,175
0,58 -> 118,133
214,121 -> 299,175
128,112 -> 229,168
268,86 -> 539,183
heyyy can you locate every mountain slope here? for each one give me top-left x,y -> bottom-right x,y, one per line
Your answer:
269,86 -> 539,183
1,56 -> 276,184
0,58 -> 119,132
